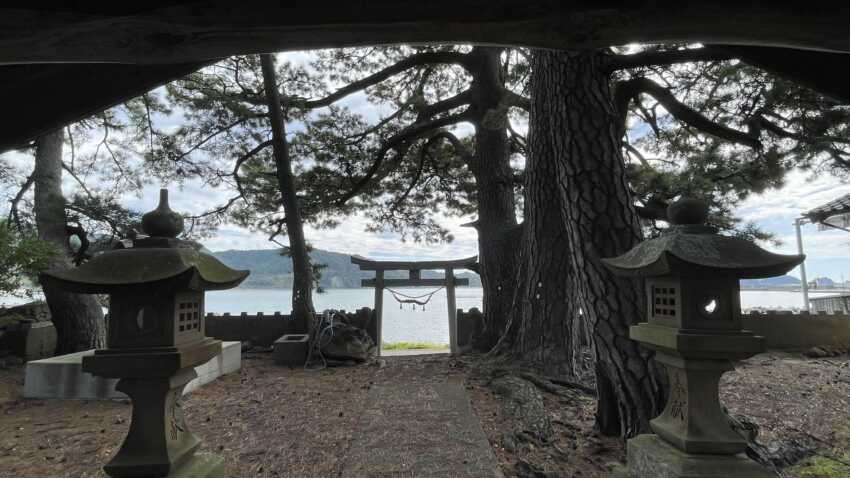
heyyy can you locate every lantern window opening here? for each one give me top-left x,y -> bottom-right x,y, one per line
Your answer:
652,286 -> 678,318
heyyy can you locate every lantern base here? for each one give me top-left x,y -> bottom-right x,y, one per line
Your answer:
611,434 -> 771,478
92,453 -> 223,478
169,453 -> 224,478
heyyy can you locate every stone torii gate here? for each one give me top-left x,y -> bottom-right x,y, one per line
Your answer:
351,255 -> 478,355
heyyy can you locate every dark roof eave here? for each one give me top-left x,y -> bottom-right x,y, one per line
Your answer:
603,250 -> 804,279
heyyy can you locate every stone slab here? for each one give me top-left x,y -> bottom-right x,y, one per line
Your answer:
23,341 -> 241,400
381,348 -> 449,357
341,363 -> 503,478
171,453 -> 225,478
621,434 -> 771,478
90,453 -> 224,478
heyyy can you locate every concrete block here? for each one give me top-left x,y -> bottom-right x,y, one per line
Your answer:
274,334 -> 309,367
622,434 -> 771,478
24,341 -> 241,400
7,321 -> 57,360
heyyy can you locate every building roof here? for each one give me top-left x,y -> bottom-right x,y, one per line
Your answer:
1,4 -> 850,152
803,192 -> 850,224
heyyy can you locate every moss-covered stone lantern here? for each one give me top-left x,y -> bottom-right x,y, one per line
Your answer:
603,198 -> 803,478
40,189 -> 249,478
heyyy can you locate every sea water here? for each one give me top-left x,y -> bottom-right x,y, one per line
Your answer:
1,288 -> 836,346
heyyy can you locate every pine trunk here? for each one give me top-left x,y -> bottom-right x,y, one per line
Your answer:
492,111 -> 580,376
466,48 -> 520,349
469,47 -> 584,376
34,129 -> 106,354
530,50 -> 664,437
260,53 -> 316,328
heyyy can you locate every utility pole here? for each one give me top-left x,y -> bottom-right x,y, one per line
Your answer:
794,217 -> 810,312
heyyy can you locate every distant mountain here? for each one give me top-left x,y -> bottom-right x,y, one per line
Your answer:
740,275 -> 801,288
810,276 -> 835,288
211,248 -> 481,289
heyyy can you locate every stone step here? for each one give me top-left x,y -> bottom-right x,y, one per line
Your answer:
341,366 -> 503,478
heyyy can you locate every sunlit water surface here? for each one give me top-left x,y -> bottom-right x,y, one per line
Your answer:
1,288 -> 833,345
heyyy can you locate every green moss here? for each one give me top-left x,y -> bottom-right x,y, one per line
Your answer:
381,341 -> 448,350
791,454 -> 850,478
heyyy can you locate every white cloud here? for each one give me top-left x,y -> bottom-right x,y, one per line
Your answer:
734,168 -> 850,279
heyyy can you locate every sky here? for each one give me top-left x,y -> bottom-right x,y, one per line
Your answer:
735,170 -> 850,282
2,51 -> 849,280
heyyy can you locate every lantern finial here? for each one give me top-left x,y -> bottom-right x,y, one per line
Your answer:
667,197 -> 708,226
141,188 -> 184,238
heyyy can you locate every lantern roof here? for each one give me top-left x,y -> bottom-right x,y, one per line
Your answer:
602,198 -> 804,279
40,189 -> 249,293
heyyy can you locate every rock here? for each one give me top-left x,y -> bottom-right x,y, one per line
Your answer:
803,346 -> 830,358
490,375 -> 552,441
747,438 -> 816,469
321,323 -> 376,362
728,411 -> 815,469
502,433 -> 517,452
0,301 -> 51,324
515,459 -> 560,478
728,413 -> 760,442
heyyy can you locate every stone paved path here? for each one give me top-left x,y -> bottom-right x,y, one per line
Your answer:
341,356 -> 503,478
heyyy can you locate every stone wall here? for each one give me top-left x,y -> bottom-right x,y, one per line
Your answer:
209,308 -> 850,353
452,308 -> 850,352
0,301 -> 56,362
742,310 -> 850,350
205,312 -> 296,347
457,308 -> 483,349
205,308 -> 375,347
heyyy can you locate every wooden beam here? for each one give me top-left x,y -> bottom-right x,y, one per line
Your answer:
0,61 -> 210,153
351,255 -> 478,271
716,45 -> 850,103
3,3 -> 850,64
361,278 -> 469,288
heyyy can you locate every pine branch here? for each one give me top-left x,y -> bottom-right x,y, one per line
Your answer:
8,174 -> 34,230
335,109 -> 475,206
617,77 -> 761,149
503,90 -> 531,111
290,51 -> 472,110
606,47 -> 736,71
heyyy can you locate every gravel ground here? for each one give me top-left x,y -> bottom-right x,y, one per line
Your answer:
0,351 -> 848,477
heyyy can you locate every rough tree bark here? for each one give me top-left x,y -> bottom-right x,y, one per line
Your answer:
465,47 -> 521,350
530,50 -> 664,437
260,53 -> 316,327
34,129 -> 106,354
467,47 -> 584,377
491,102 -> 581,376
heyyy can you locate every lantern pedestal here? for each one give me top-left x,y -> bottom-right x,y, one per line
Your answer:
612,434 -> 772,478
612,324 -> 770,478
82,340 -> 224,478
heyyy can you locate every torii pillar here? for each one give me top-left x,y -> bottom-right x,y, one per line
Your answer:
351,255 -> 478,355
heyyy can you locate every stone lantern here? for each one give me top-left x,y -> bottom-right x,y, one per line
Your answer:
603,198 -> 803,478
40,189 -> 249,478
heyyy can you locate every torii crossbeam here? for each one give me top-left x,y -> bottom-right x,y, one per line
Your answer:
351,255 -> 478,355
